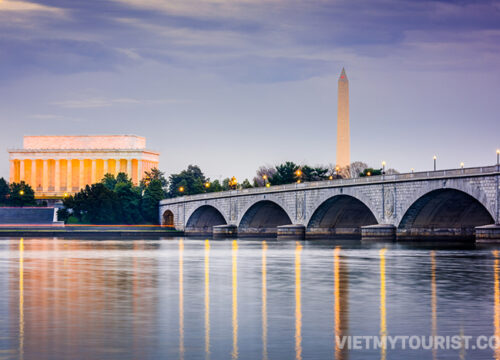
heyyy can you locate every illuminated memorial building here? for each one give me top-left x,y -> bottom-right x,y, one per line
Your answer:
8,135 -> 159,198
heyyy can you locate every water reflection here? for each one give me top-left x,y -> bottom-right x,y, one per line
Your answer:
19,238 -> 24,360
334,246 -> 349,360
232,240 -> 238,360
205,239 -> 210,359
179,239 -> 184,360
3,238 -> 500,360
379,248 -> 387,360
295,241 -> 303,360
430,251 -> 437,360
262,241 -> 268,360
494,250 -> 500,360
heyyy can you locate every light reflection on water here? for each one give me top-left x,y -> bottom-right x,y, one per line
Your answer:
1,237 -> 500,359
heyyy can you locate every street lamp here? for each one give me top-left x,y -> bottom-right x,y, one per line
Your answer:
460,162 -> 464,169
204,182 -> 210,189
411,168 -> 414,173
382,161 -> 386,174
262,174 -> 269,188
497,149 -> 500,165
19,190 -> 24,196
179,186 -> 185,193
433,155 -> 437,171
329,175 -> 333,180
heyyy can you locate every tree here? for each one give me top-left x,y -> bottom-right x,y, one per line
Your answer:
101,173 -> 117,190
70,183 -> 119,224
349,162 -> 368,178
208,179 -> 223,192
8,181 -> 36,207
241,179 -> 253,189
359,168 -> 382,177
270,161 -> 299,185
301,165 -> 329,182
0,178 -> 8,205
141,168 -> 168,188
253,166 -> 277,187
142,178 -> 166,224
115,181 -> 143,224
168,165 -> 207,197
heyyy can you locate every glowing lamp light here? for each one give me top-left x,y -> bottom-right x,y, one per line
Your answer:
179,186 -> 185,193
433,155 -> 437,160
205,182 -> 210,189
19,190 -> 24,196
460,162 -> 464,169
262,175 -> 267,180
295,169 -> 302,177
329,176 -> 333,180
297,179 -> 301,184
366,172 -> 371,177
63,192 -> 69,198
266,183 -> 270,188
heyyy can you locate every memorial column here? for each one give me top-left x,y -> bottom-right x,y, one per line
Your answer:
20,160 -> 25,182
55,159 -> 61,193
31,160 -> 37,190
91,159 -> 97,184
9,160 -> 14,183
67,159 -> 72,192
79,159 -> 85,189
127,159 -> 132,179
137,159 -> 143,185
42,159 -> 49,193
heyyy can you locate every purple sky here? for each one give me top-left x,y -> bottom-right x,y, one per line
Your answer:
0,0 -> 499,182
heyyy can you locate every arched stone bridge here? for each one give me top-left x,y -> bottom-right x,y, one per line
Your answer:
159,165 -> 500,241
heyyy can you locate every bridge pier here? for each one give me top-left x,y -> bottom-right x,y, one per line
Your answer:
361,224 -> 396,241
213,224 -> 238,238
475,225 -> 500,243
277,225 -> 305,240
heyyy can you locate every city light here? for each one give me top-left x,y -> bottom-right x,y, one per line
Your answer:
19,190 -> 24,196
179,186 -> 185,193
266,183 -> 270,188
205,182 -> 210,189
433,155 -> 437,171
295,169 -> 302,177
460,162 -> 464,169
262,175 -> 267,180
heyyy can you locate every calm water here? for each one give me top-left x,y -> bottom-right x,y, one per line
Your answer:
1,237 -> 500,360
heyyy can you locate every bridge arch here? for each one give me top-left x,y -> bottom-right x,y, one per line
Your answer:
185,205 -> 227,236
306,194 -> 378,238
238,200 -> 292,237
398,188 -> 494,240
162,209 -> 175,227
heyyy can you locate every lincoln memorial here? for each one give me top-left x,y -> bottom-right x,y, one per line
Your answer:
8,135 -> 160,198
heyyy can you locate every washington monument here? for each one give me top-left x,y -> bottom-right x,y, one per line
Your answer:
336,68 -> 350,168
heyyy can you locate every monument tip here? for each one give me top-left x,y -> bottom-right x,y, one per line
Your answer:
339,67 -> 347,80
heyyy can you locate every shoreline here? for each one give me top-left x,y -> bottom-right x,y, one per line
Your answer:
0,225 -> 183,237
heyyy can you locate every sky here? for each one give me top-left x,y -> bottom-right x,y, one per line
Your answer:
0,0 -> 499,182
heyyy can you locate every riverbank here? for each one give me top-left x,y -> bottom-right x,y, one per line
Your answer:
0,224 -> 182,237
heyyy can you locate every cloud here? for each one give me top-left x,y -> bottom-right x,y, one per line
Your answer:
0,0 -> 64,14
51,97 -> 190,109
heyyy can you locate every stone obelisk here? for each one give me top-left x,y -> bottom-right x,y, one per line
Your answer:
336,68 -> 350,169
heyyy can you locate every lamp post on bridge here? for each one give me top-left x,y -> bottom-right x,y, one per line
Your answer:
433,155 -> 437,171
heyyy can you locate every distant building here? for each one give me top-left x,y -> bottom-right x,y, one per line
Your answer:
336,68 -> 350,168
8,135 -> 159,198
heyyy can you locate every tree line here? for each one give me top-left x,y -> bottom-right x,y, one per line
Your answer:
58,169 -> 166,224
165,161 -> 399,198
0,178 -> 37,207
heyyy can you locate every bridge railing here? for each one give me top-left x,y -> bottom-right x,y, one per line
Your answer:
160,165 -> 498,204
